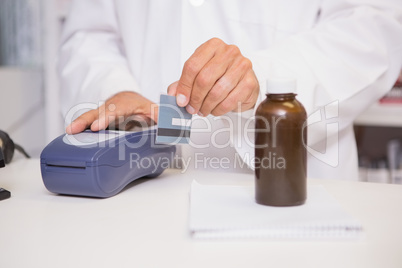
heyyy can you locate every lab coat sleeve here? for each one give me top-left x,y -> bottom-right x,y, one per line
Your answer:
232,0 -> 402,168
58,0 -> 140,118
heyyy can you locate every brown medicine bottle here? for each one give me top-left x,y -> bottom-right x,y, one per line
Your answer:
255,78 -> 307,206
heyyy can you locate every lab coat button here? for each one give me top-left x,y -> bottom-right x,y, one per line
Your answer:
189,0 -> 204,7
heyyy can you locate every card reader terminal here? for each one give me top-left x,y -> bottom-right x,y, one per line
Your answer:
40,127 -> 176,198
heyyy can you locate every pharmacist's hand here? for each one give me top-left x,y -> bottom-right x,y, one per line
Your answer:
168,38 -> 259,117
65,91 -> 157,135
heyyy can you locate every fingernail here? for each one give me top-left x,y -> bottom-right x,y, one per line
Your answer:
186,105 -> 196,114
197,111 -> 204,117
177,94 -> 187,106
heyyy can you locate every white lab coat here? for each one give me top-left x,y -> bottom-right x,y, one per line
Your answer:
59,0 -> 402,180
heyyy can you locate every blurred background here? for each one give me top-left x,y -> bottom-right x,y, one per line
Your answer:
0,0 -> 70,157
0,0 -> 401,183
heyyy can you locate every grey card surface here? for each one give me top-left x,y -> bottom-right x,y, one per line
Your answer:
156,94 -> 193,144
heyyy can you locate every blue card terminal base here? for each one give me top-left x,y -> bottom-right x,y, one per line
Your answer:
156,94 -> 192,144
40,128 -> 176,198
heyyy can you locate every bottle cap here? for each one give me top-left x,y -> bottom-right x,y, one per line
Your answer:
266,77 -> 297,94
264,61 -> 297,94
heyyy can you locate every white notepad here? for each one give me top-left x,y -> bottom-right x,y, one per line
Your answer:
189,181 -> 363,239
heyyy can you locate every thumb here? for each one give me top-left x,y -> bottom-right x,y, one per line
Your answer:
168,80 -> 190,108
167,81 -> 179,96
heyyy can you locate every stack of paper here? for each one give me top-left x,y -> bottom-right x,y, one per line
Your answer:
189,181 -> 363,239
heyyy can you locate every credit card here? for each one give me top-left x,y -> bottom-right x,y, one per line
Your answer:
156,94 -> 192,144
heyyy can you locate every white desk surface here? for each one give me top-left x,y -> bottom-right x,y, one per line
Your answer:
1,159 -> 402,268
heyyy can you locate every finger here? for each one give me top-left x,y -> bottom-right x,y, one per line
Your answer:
66,119 -> 88,135
196,75 -> 235,116
187,49 -> 235,115
90,102 -> 122,132
90,117 -> 109,132
175,38 -> 224,107
93,95 -> 159,131
167,81 -> 179,96
235,70 -> 260,112
150,103 -> 159,123
66,109 -> 99,134
198,56 -> 250,116
211,71 -> 257,116
138,102 -> 159,125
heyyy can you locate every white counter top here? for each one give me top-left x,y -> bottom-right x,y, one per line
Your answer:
1,159 -> 402,268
